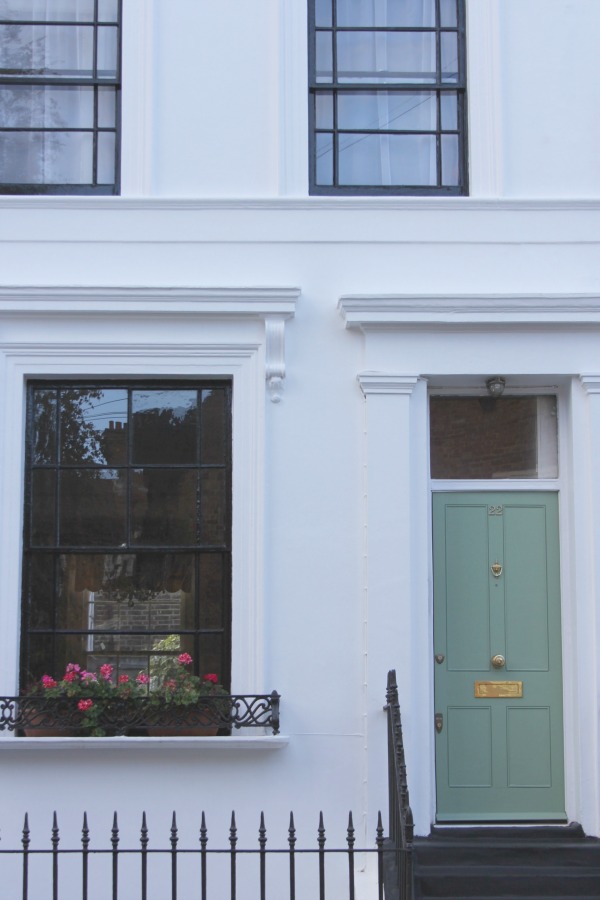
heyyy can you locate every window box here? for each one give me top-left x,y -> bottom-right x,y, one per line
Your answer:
0,692 -> 281,737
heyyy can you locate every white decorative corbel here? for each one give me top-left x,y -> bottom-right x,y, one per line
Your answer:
265,316 -> 288,403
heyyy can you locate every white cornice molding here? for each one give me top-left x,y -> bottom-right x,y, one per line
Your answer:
0,285 -> 299,315
1,197 -> 600,212
0,285 -> 300,401
358,374 -> 419,396
339,294 -> 600,329
579,376 -> 600,395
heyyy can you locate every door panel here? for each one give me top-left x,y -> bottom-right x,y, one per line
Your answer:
434,492 -> 565,821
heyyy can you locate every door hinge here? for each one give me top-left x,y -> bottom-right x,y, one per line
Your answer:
435,713 -> 443,734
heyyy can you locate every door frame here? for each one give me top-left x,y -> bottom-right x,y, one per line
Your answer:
428,383 -> 572,825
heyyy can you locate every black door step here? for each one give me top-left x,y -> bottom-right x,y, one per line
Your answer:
413,823 -> 600,899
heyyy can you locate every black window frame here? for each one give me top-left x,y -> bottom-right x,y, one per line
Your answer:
21,379 -> 232,691
0,0 -> 122,195
308,0 -> 468,195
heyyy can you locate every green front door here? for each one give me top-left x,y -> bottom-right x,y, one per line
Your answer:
433,492 -> 565,822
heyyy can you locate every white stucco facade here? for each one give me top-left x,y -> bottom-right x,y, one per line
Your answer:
1,1 -> 600,894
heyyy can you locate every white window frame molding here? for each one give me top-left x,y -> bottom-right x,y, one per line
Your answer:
0,285 -> 299,699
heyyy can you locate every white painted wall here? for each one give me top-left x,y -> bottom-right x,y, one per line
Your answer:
1,2 -> 600,894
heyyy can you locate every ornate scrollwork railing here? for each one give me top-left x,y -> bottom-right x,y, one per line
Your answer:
0,693 -> 280,736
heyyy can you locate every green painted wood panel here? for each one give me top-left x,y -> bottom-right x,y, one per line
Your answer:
433,492 -> 565,822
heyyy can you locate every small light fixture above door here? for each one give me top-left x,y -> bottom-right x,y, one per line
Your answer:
486,376 -> 506,398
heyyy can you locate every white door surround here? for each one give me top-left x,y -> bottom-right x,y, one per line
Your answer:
340,292 -> 600,837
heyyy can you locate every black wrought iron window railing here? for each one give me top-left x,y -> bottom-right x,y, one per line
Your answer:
0,692 -> 281,736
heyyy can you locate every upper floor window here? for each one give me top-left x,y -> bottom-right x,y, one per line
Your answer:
309,0 -> 467,195
0,0 -> 121,194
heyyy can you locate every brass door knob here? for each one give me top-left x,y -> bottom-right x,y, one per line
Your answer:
491,654 -> 506,669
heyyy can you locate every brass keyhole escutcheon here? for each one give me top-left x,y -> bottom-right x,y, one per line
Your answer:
491,654 -> 506,669
491,562 -> 503,578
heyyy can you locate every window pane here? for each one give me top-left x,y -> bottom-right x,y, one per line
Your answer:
315,0 -> 331,26
339,132 -> 436,185
132,469 -> 197,545
59,469 -> 127,545
316,30 -> 333,82
430,396 -> 559,479
337,32 -> 436,83
338,90 -> 436,130
32,388 -> 57,464
441,133 -> 458,185
336,0 -> 435,27
198,633 -> 226,685
97,86 -> 116,127
200,554 -> 226,629
0,24 -> 94,77
57,554 -> 196,633
98,0 -> 119,23
31,469 -> 56,545
97,129 -> 115,184
316,132 -> 333,184
27,554 -> 55,630
441,31 -> 459,82
0,131 -> 94,184
200,469 -> 227,544
60,388 -> 128,465
0,1 -> 96,21
201,389 -> 229,465
97,25 -> 118,78
440,91 -> 457,130
132,390 -> 197,465
315,91 -> 333,129
440,0 -> 458,27
0,85 -> 95,127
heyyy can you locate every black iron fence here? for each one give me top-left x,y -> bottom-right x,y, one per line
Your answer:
0,693 -> 280,736
0,810 -> 389,900
385,669 -> 414,900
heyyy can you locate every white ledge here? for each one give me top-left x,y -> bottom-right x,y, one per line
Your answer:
339,293 -> 600,329
0,196 -> 600,211
0,285 -> 300,317
0,735 -> 289,751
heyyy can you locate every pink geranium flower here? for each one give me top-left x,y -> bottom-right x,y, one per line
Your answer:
118,674 -> 129,684
136,672 -> 149,685
203,673 -> 218,683
100,664 -> 113,681
42,675 -> 57,689
78,699 -> 93,712
177,653 -> 193,666
62,671 -> 77,683
65,663 -> 81,674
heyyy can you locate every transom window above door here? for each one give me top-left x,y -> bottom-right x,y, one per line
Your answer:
430,396 -> 559,479
22,382 -> 231,691
309,0 -> 467,194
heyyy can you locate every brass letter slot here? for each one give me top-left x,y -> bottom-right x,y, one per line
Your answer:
475,681 -> 523,698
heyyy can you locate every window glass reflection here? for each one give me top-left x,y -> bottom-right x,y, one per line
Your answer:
430,396 -> 558,479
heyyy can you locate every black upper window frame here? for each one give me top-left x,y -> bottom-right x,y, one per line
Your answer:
0,0 -> 122,195
308,0 -> 468,195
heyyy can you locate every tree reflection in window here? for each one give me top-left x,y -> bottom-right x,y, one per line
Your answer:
22,382 -> 231,690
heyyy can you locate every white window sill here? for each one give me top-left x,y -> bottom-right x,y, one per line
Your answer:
0,735 -> 289,751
